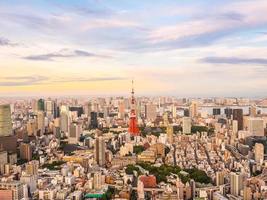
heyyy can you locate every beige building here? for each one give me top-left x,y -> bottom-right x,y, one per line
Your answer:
0,104 -> 12,137
254,143 -> 264,163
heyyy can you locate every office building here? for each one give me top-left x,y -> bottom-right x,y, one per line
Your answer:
213,108 -> 221,115
232,120 -> 238,135
26,160 -> 39,176
189,101 -> 198,117
90,112 -> 98,129
37,111 -> 45,134
233,109 -> 243,130
0,181 -> 24,200
94,136 -> 106,167
167,125 -> 174,144
249,105 -> 257,117
69,106 -> 84,117
60,110 -> 69,133
145,104 -> 157,121
37,99 -> 45,111
68,123 -> 82,144
0,104 -> 12,137
248,118 -> 264,136
45,100 -> 55,118
183,117 -> 191,134
224,108 -> 233,119
230,172 -> 243,196
184,108 -> 189,117
20,143 -> 32,161
254,143 -> 264,163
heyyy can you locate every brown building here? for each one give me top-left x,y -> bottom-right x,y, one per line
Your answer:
233,109 -> 243,130
139,175 -> 157,188
0,135 -> 17,153
20,143 -> 32,161
0,189 -> 13,200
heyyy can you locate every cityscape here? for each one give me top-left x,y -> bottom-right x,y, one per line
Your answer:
1,1 -> 267,200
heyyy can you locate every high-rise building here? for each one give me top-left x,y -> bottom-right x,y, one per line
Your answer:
68,123 -> 82,144
94,136 -> 106,167
189,101 -> 198,117
243,186 -> 253,200
145,104 -> 157,121
166,125 -> 174,144
118,100 -> 125,119
93,172 -> 104,190
25,160 -> 39,176
183,117 -> 191,134
213,108 -> 221,115
233,109 -> 243,130
184,108 -> 190,117
90,112 -> 98,129
37,99 -> 45,111
224,108 -> 233,119
69,106 -> 84,117
249,105 -> 257,117
248,118 -> 264,136
216,171 -> 225,186
20,143 -> 32,161
45,100 -> 55,118
0,151 -> 8,175
230,172 -> 243,196
60,110 -> 69,133
172,105 -> 177,118
0,104 -> 12,137
0,181 -> 24,200
37,111 -> 45,134
232,120 -> 238,135
128,80 -> 139,136
254,143 -> 264,163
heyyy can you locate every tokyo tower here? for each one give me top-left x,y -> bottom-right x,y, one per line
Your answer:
128,80 -> 140,136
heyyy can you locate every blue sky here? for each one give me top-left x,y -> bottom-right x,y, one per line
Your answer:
1,0 -> 267,97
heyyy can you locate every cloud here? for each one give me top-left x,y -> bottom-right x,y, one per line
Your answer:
0,37 -> 17,46
0,75 -> 127,87
0,76 -> 48,86
200,57 -> 267,65
54,76 -> 127,83
23,49 -> 107,61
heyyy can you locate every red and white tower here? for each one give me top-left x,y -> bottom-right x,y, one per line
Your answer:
128,80 -> 140,136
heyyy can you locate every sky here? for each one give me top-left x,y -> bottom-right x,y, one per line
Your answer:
1,0 -> 267,97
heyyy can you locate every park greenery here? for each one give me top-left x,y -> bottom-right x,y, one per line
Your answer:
126,162 -> 212,185
133,145 -> 145,155
139,125 -> 214,137
42,160 -> 66,170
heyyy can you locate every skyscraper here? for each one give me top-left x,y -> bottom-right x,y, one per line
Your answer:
224,107 -> 233,119
60,109 -> 69,134
37,111 -> 45,134
145,104 -> 157,121
183,117 -> 191,134
254,143 -> 264,163
230,172 -> 243,196
167,125 -> 174,144
37,99 -> 45,111
68,123 -> 82,144
189,101 -> 198,117
233,109 -> 243,130
94,136 -> 106,167
45,100 -> 55,118
90,112 -> 98,129
128,80 -> 139,136
20,143 -> 32,161
248,118 -> 264,136
0,104 -> 12,137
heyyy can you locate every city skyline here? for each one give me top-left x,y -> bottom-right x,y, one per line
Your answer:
1,0 -> 267,97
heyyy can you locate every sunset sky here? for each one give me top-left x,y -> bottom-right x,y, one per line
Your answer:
1,0 -> 267,97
